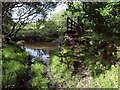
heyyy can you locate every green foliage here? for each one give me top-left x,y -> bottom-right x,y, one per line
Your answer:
92,64 -> 118,88
18,19 -> 59,41
96,4 -> 112,16
50,54 -> 84,88
2,44 -> 29,64
51,48 -> 119,88
2,2 -> 120,89
50,10 -> 67,36
66,2 -> 84,19
2,2 -> 58,43
84,2 -> 120,38
2,44 -> 30,88
32,61 -> 50,89
66,2 -> 120,39
49,2 -> 119,88
17,10 -> 68,41
65,1 -> 119,70
2,60 -> 28,88
33,61 -> 46,76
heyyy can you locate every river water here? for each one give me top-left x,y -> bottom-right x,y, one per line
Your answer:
24,42 -> 59,88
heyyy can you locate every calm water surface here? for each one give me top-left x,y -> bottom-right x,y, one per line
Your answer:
24,42 -> 58,87
24,42 -> 58,58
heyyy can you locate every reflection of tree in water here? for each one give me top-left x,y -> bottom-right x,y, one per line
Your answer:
34,49 -> 49,58
43,49 -> 49,55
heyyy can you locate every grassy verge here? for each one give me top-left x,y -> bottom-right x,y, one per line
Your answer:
50,49 -> 119,88
50,53 -> 84,88
92,64 -> 118,88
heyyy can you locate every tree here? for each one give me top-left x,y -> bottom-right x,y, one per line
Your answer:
65,2 -> 120,55
50,10 -> 67,36
2,2 -> 57,43
59,2 -> 120,76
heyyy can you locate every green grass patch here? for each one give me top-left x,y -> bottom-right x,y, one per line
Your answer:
32,61 -> 50,89
50,54 -> 84,88
92,64 -> 119,88
50,48 -> 119,88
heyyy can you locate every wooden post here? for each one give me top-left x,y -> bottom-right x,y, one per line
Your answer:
78,16 -> 80,25
67,17 -> 69,32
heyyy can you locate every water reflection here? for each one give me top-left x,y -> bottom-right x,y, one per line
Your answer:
25,47 -> 51,87
24,42 -> 58,88
25,42 -> 57,59
25,47 -> 50,59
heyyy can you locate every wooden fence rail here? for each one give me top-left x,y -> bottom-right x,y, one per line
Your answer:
67,17 -> 84,35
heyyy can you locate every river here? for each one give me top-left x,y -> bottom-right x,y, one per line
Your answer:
24,42 -> 60,88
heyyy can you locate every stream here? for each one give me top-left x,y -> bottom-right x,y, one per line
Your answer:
24,42 -> 60,88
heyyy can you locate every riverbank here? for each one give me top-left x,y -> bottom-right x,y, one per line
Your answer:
24,41 -> 62,89
2,41 -> 60,89
2,44 -> 30,88
2,42 -> 119,89
2,43 -> 54,89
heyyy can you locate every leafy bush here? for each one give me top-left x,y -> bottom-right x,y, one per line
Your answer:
2,44 -> 29,64
2,61 -> 28,88
2,44 -> 30,88
50,54 -> 84,88
32,61 -> 50,89
50,48 -> 119,88
92,64 -> 118,88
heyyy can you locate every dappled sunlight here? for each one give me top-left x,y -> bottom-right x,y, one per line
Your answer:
2,1 -> 120,89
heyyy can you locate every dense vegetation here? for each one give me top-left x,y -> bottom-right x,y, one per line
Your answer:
1,1 -> 120,89
2,44 -> 30,88
51,51 -> 119,88
49,2 -> 120,88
